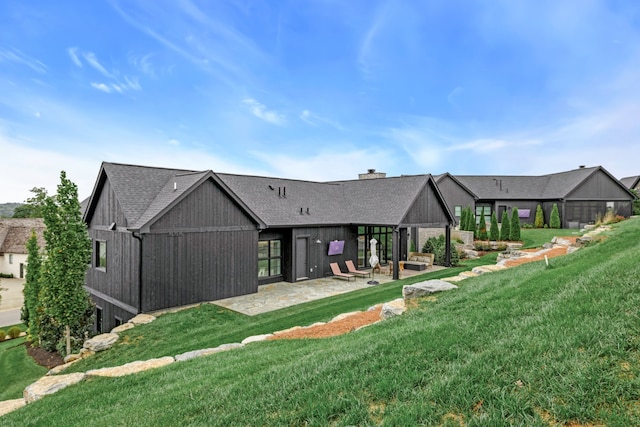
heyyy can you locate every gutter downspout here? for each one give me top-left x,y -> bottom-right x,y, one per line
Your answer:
131,231 -> 143,313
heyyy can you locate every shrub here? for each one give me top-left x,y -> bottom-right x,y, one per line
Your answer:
422,235 -> 459,267
500,211 -> 511,241
550,204 -> 561,229
0,273 -> 14,278
0,330 -> 5,341
8,326 -> 21,339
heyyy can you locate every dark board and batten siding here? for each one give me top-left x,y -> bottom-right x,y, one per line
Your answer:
141,230 -> 257,312
402,181 -> 452,227
88,178 -> 128,227
150,179 -> 255,231
141,179 -> 260,312
290,226 -> 358,280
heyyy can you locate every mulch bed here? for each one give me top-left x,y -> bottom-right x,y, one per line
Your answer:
25,341 -> 65,369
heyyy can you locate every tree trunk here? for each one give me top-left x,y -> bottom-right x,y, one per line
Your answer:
65,325 -> 71,356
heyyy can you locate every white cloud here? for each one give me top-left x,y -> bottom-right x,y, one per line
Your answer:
243,98 -> 285,125
251,147 -> 394,181
82,52 -> 114,78
299,109 -> 345,130
91,82 -> 112,93
0,48 -> 47,74
67,47 -> 82,67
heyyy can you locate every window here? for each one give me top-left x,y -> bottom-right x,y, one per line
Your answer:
95,240 -> 107,270
454,206 -> 462,217
96,307 -> 103,334
357,226 -> 393,267
475,206 -> 491,222
258,240 -> 282,277
8,254 -> 13,264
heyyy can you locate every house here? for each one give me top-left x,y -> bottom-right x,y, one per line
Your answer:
454,166 -> 635,229
82,162 -> 454,332
434,173 -> 477,224
0,218 -> 46,279
620,176 -> 640,192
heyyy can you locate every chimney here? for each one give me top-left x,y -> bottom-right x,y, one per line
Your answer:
358,169 -> 387,179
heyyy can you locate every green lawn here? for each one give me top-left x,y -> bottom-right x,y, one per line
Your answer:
0,334 -> 47,402
3,223 -> 639,425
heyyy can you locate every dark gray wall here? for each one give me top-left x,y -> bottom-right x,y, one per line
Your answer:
436,175 -> 475,224
289,226 -> 358,280
402,180 -> 453,227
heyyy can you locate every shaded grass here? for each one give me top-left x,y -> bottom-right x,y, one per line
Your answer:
0,335 -> 47,401
7,225 -> 639,425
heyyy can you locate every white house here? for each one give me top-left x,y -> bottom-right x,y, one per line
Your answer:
0,218 -> 45,279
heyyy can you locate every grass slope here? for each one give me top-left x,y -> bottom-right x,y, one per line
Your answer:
4,225 -> 640,425
0,337 -> 47,401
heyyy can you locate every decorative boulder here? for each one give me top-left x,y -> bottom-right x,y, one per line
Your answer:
111,322 -> 135,333
86,357 -> 174,377
83,333 -> 119,352
380,298 -> 406,319
129,314 -> 156,325
175,343 -> 244,362
24,373 -> 86,403
241,334 -> 274,344
0,398 -> 26,417
403,280 -> 458,299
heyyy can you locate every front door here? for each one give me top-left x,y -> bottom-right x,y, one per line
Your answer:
295,237 -> 309,280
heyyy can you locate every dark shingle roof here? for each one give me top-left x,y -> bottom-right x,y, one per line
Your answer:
89,162 -> 446,230
620,176 -> 640,190
455,166 -> 599,200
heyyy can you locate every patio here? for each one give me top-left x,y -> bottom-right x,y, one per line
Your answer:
212,264 -> 446,316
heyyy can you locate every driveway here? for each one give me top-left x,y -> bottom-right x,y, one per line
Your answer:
0,278 -> 24,327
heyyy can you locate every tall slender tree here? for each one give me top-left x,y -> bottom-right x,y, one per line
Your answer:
478,209 -> 488,240
468,210 -> 477,239
21,231 -> 42,340
550,203 -> 561,229
489,212 -> 500,241
510,206 -> 521,241
459,207 -> 468,231
534,204 -> 545,228
39,171 -> 93,356
500,210 -> 511,241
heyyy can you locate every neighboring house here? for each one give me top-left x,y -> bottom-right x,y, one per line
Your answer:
83,162 -> 454,332
455,166 -> 635,228
620,176 -> 640,192
0,218 -> 46,278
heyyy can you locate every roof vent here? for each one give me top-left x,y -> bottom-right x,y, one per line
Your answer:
579,165 -> 585,169
173,182 -> 177,191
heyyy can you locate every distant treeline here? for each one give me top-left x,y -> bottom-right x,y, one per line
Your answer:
0,203 -> 23,217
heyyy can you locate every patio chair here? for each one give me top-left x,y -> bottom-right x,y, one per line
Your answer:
345,260 -> 371,278
329,262 -> 356,281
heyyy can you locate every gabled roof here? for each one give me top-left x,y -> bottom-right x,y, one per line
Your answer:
434,173 -> 477,199
455,166 -> 631,200
0,218 -> 46,254
85,162 -> 453,231
620,175 -> 640,190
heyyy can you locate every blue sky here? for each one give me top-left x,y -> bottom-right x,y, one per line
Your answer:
1,0 -> 640,203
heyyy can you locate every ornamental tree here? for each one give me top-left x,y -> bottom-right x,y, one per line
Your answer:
21,231 -> 42,340
510,206 -> 521,241
489,212 -> 500,241
478,210 -> 488,240
550,203 -> 561,229
500,210 -> 511,241
39,171 -> 93,356
534,204 -> 545,228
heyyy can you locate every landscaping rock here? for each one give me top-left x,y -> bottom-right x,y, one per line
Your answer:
129,314 -> 156,325
46,359 -> 81,375
80,348 -> 96,358
462,249 -> 479,259
24,373 -> 85,403
241,334 -> 274,344
83,333 -> 119,352
111,322 -> 135,333
0,398 -> 27,416
175,343 -> 244,362
403,280 -> 458,299
380,298 -> 406,319
86,357 -> 175,377
331,311 -> 361,322
64,353 -> 81,363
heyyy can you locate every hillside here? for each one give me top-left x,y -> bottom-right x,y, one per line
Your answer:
0,203 -> 22,218
3,218 -> 640,425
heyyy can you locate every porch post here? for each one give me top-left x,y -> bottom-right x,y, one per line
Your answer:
392,227 -> 400,280
445,224 -> 451,267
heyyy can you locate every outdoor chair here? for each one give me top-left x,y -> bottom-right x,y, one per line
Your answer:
345,260 -> 371,278
329,262 -> 356,281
